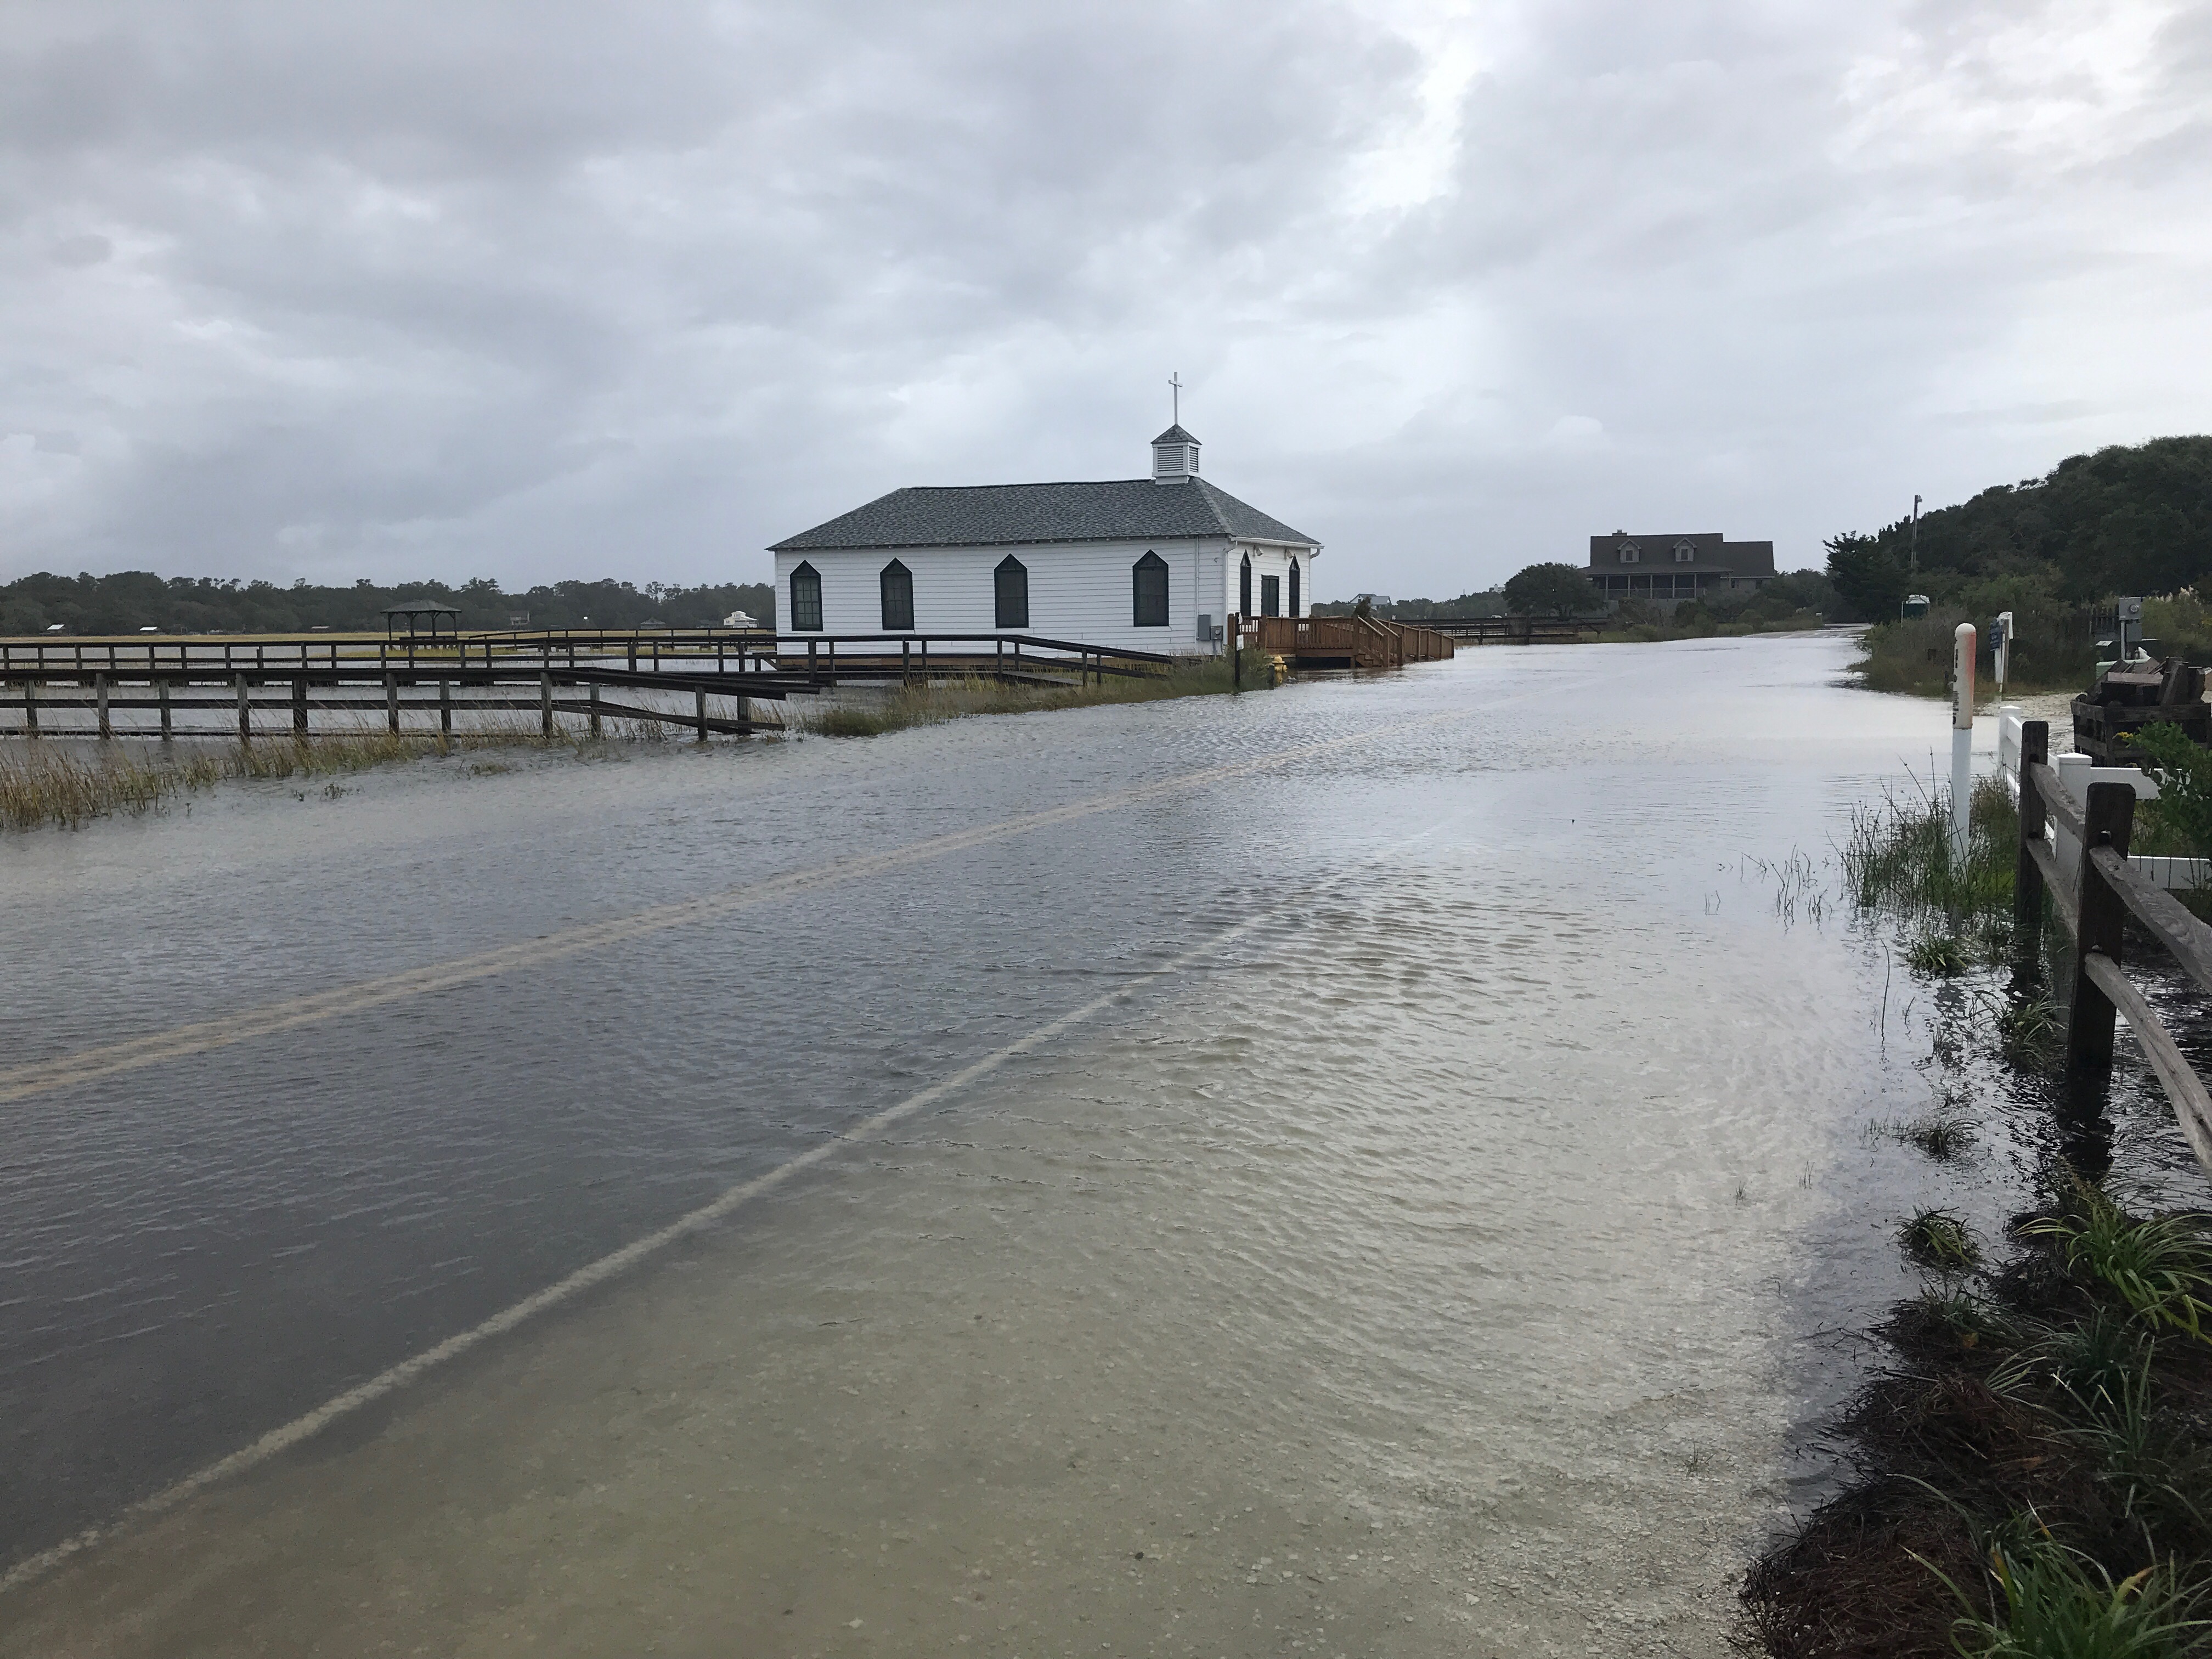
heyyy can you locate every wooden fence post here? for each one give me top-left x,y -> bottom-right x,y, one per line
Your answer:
695,687 -> 708,741
2014,719 -> 2047,941
95,673 -> 110,740
386,673 -> 399,733
23,679 -> 36,738
589,681 -> 602,738
540,672 -> 554,738
158,679 -> 172,741
292,675 -> 308,736
236,674 -> 251,741
2067,780 -> 2138,1076
439,679 -> 452,736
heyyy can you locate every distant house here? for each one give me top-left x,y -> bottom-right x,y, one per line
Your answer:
1586,532 -> 1775,607
769,426 -> 1320,655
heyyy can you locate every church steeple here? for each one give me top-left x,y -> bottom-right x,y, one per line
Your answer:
1151,424 -> 1199,484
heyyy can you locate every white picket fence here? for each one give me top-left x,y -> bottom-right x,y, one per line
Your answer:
1995,704 -> 2211,892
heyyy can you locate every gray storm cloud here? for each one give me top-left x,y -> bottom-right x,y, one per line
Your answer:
1,0 -> 2206,595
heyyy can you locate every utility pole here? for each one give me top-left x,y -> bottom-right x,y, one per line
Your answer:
1909,494 -> 1921,577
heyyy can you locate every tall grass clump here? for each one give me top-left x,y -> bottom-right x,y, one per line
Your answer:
1843,772 -> 2018,929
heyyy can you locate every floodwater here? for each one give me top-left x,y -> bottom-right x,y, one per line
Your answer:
2,634 -> 2202,1657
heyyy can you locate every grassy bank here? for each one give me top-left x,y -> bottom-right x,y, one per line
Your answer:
1745,1183 -> 2212,1657
793,652 -> 1271,738
0,725 -> 627,832
1595,608 -> 1827,644
1743,771 -> 2212,1656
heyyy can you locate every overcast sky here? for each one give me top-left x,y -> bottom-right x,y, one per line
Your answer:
2,1 -> 2207,599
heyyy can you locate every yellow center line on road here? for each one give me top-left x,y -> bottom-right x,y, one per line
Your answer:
0,711 -> 1465,1107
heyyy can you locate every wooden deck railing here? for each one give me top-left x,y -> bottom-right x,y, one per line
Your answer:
2015,719 -> 2212,1177
1245,614 -> 1455,667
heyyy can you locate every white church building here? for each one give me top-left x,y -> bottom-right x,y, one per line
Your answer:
769,426 -> 1319,655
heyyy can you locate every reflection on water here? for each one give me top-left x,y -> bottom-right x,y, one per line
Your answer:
2,635 -> 2201,1655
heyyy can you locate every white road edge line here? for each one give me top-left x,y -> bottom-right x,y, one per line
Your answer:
0,901 -> 1293,1598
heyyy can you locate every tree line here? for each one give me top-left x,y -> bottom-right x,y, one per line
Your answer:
0,572 -> 776,636
1824,435 -> 2212,622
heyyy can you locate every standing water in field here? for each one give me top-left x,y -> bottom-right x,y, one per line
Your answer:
0,634 -> 2123,1655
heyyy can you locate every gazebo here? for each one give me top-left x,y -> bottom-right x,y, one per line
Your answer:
381,601 -> 461,641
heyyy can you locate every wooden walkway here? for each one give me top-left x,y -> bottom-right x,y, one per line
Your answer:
0,629 -> 1177,741
1245,615 -> 1456,670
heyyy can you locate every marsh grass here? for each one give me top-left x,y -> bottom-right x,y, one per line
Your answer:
2023,1185 -> 2212,1344
1889,1116 -> 1980,1161
0,720 -> 621,832
1905,1209 -> 1986,1272
1929,1528 -> 2210,1659
792,657 -> 1263,738
1843,772 -> 2019,929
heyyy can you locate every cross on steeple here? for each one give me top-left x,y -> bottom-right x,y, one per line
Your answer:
1169,372 -> 1182,426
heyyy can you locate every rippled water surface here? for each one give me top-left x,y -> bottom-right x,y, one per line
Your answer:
4,635 -> 2202,1656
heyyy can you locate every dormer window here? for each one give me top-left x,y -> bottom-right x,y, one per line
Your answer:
1674,540 -> 1695,563
1618,542 -> 1641,565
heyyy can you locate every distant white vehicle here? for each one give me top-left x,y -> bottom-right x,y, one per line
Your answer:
45,623 -> 64,633
722,610 -> 758,629
139,625 -> 157,632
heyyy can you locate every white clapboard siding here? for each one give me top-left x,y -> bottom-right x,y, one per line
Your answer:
774,537 -> 1317,656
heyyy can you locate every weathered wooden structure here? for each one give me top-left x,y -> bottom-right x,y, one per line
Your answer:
2013,718 -> 2212,1179
0,629 -> 1176,741
1245,614 -> 1455,670
2070,656 -> 2210,763
1423,617 -> 1602,645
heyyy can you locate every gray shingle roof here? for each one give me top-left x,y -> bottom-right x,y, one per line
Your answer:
770,478 -> 1319,552
1152,424 -> 1199,444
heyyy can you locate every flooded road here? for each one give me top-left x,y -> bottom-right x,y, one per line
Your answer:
0,635 -> 2119,1654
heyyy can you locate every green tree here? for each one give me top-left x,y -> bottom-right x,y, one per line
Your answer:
1825,531 -> 1910,623
1503,562 -> 1598,618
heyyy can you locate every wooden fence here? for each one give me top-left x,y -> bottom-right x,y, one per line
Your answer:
2013,718 -> 2212,1177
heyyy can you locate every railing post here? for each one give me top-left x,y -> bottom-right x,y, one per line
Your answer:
236,674 -> 251,741
2014,719 -> 2048,943
22,679 -> 35,738
158,678 -> 172,741
2068,781 -> 2138,1077
386,673 -> 399,733
695,687 -> 708,742
292,675 -> 308,736
95,673 -> 110,739
541,671 -> 554,737
589,680 -> 602,738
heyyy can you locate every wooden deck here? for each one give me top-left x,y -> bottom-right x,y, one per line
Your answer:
1245,615 -> 1456,670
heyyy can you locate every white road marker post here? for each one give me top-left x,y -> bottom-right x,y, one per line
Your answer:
1952,622 -> 1977,867
1993,610 -> 2012,701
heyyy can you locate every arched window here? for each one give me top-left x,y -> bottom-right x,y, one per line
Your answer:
790,561 -> 822,632
879,558 -> 913,631
1238,552 -> 1252,617
994,555 -> 1028,630
1287,558 -> 1301,618
1132,551 -> 1169,628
